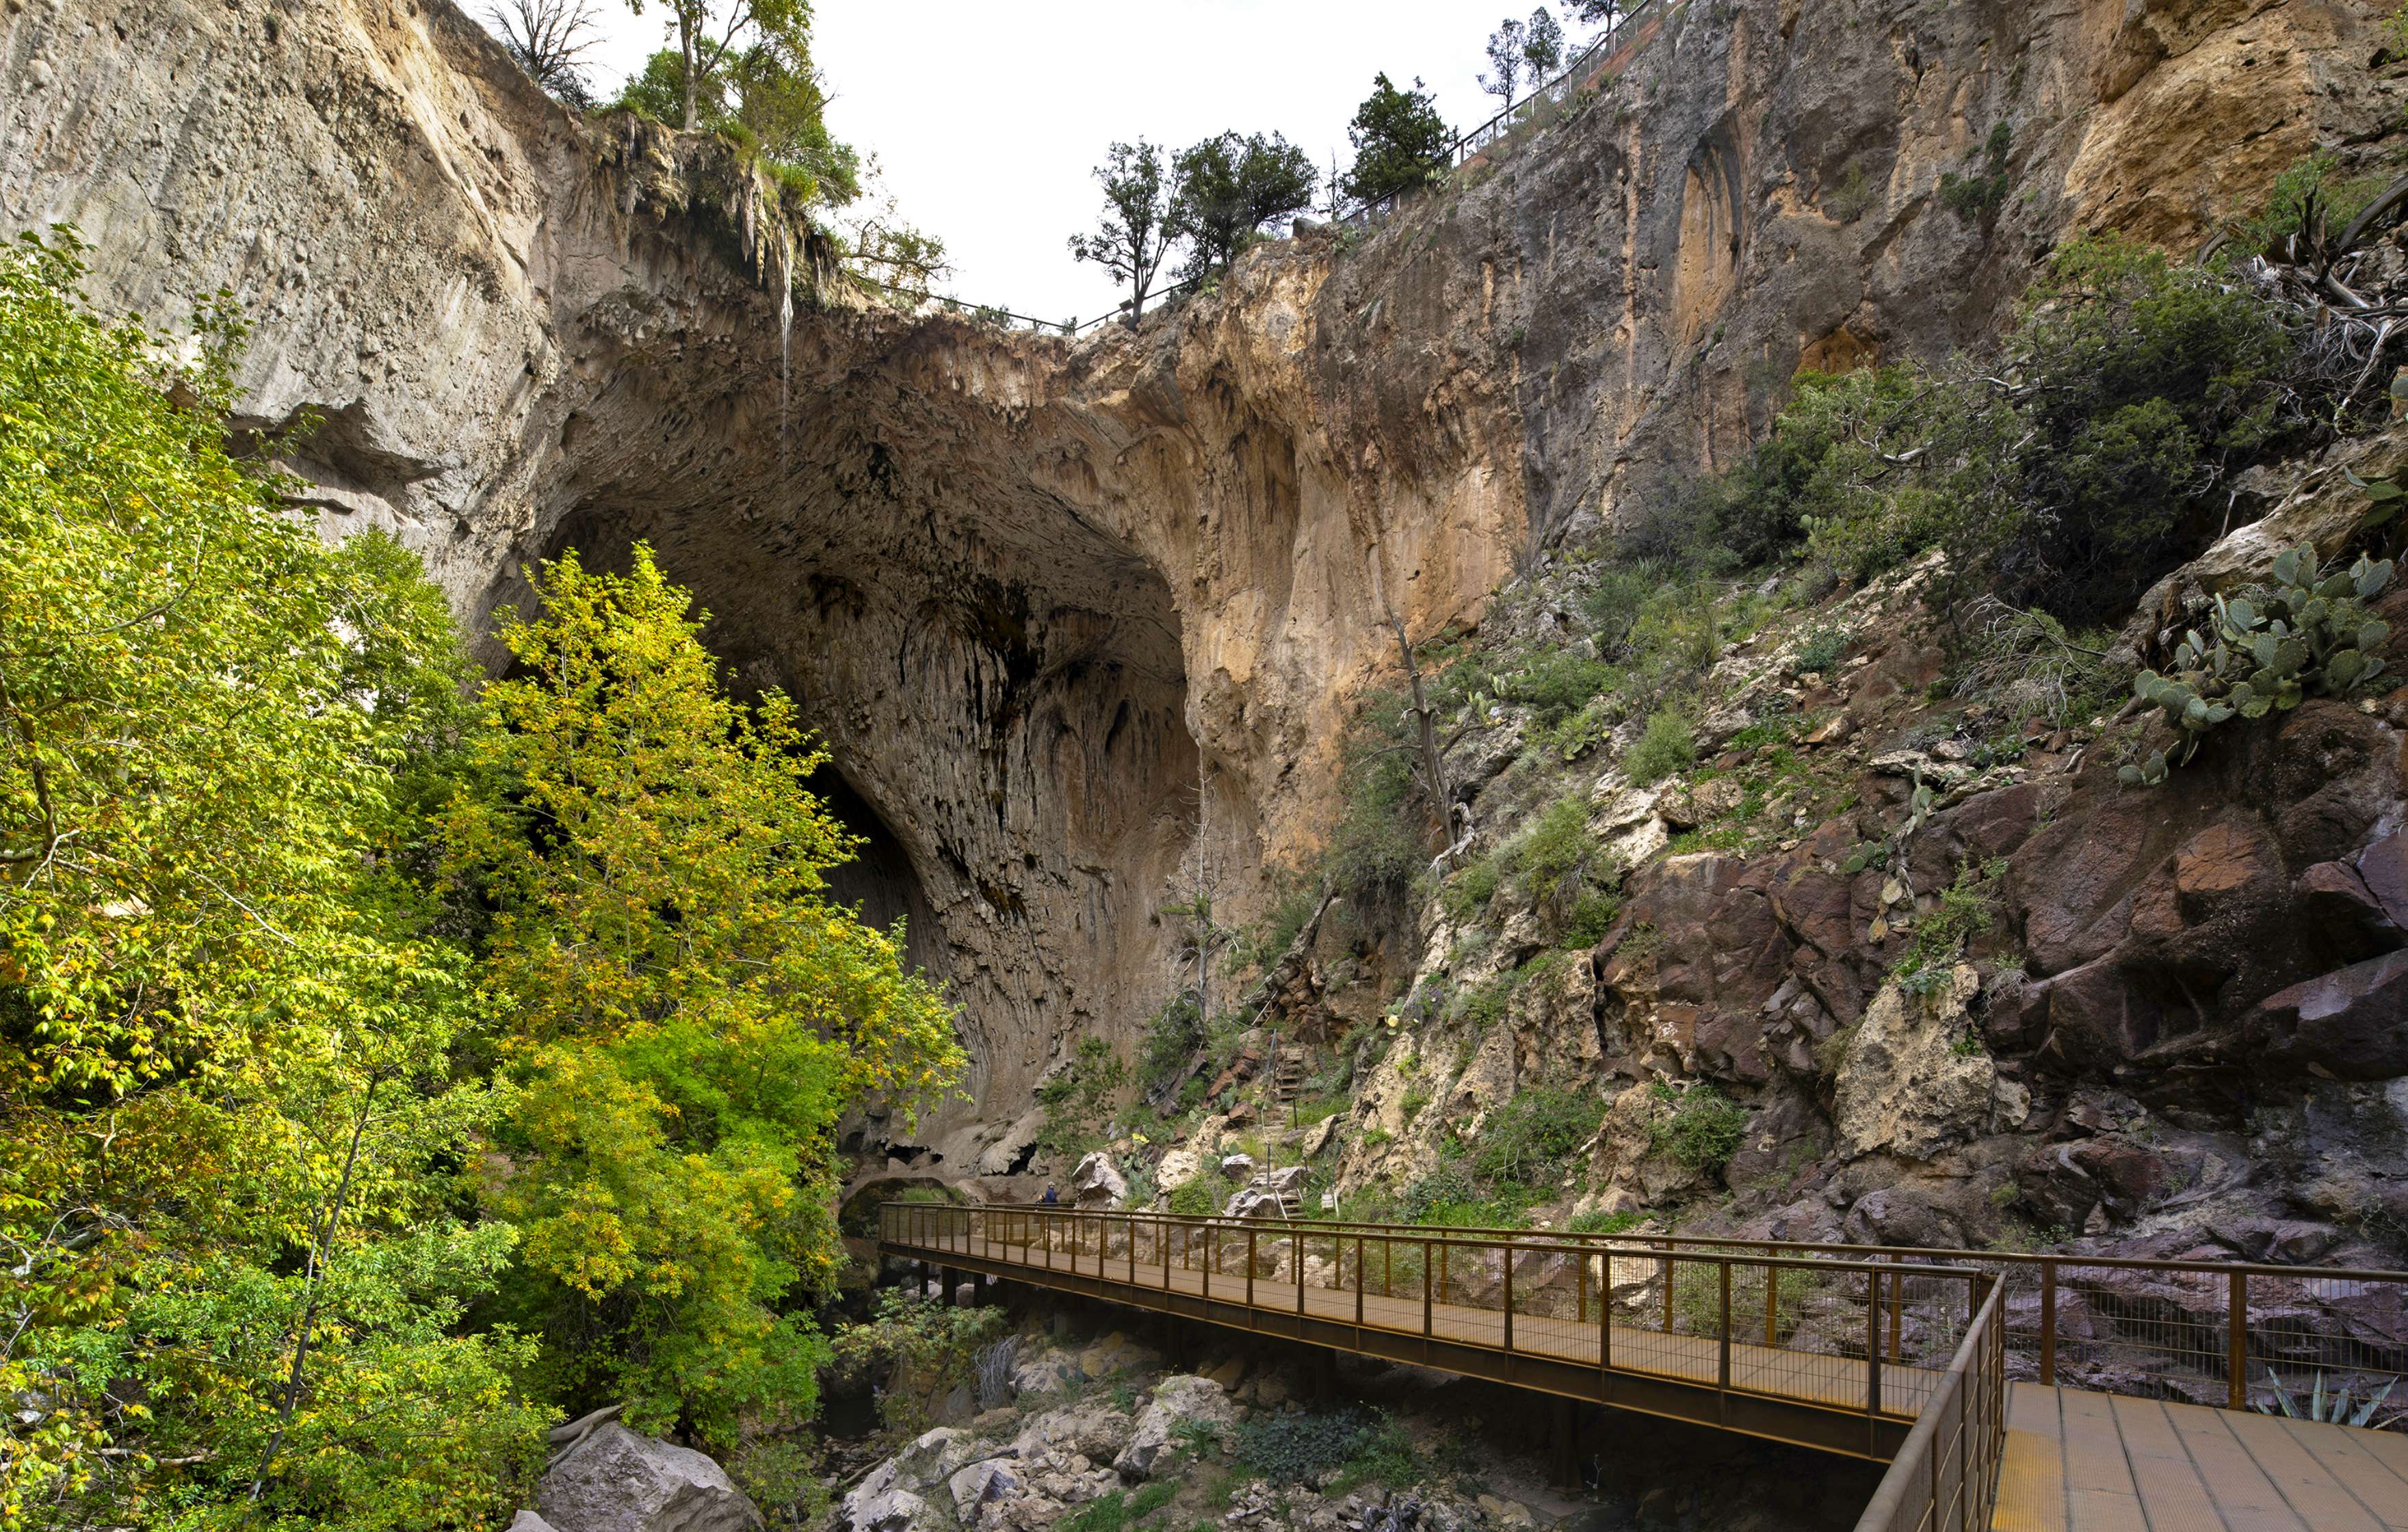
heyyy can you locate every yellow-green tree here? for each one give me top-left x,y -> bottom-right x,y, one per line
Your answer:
1,231 -> 549,1530
443,546 -> 961,1444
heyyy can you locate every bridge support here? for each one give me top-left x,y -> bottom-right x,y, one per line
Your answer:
1550,1398 -> 1579,1491
1311,1346 -> 1338,1402
940,1266 -> 960,1305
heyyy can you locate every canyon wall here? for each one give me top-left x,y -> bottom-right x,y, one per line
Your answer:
3,0 -> 2395,1163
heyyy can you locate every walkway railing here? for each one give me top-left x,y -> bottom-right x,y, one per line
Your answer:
902,1206 -> 2408,1418
1853,1282 -> 2007,1532
881,1202 -> 1993,1459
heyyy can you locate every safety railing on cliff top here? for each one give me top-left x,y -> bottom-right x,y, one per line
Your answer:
854,1 -> 1675,335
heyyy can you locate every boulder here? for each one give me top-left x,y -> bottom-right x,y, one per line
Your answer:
947,1458 -> 1020,1520
1155,1144 -> 1205,1192
2247,951 -> 2408,1079
510,1515 -> 560,1532
1220,1152 -> 1257,1178
1832,970 -> 2000,1160
1069,1152 -> 1129,1209
538,1423 -> 763,1532
1113,1375 -> 1238,1481
839,1458 -> 928,1532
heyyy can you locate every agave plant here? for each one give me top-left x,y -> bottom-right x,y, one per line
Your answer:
2253,1370 -> 2408,1431
2121,543 -> 2394,785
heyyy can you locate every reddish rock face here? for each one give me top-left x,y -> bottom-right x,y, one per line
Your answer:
2246,951 -> 2408,1081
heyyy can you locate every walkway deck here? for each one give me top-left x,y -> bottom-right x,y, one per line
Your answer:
1996,1382 -> 2408,1531
883,1213 -> 1939,1461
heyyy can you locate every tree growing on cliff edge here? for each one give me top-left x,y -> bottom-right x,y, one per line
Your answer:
1480,11 -> 1565,103
622,0 -> 811,132
488,0 -> 603,106
1170,131 -> 1316,285
1069,140 -> 1179,327
1342,75 -> 1452,204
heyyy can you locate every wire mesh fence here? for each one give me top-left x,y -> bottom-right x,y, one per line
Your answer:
879,1204 -> 2408,1435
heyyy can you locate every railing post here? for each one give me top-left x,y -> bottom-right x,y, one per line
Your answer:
2228,1270 -> 2247,1411
1600,1250 -> 1613,1376
2039,1258 -> 2056,1386
1765,1263 -> 1779,1347
1661,1243 -> 1675,1332
1247,1228 -> 1257,1312
1867,1267 -> 1885,1436
1505,1244 -> 1517,1356
1717,1260 -> 1731,1394
1356,1236 -> 1365,1328
1578,1249 -> 1589,1325
1887,1255 -> 1905,1362
1297,1231 -> 1307,1320
1424,1239 -> 1435,1340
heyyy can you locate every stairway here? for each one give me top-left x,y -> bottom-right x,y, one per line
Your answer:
1270,1045 -> 1308,1107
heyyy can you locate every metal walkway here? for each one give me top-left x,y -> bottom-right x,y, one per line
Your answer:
878,1204 -> 2408,1532
1996,1382 -> 2408,1531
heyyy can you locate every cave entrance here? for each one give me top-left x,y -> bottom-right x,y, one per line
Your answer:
812,767 -> 944,981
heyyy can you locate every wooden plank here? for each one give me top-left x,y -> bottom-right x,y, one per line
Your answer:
2334,1416 -> 2408,1489
1993,1384 -> 2069,1532
2219,1408 -> 2385,1530
2164,1400 -> 2309,1531
2105,1395 -> 2228,1532
2273,1416 -> 2408,1528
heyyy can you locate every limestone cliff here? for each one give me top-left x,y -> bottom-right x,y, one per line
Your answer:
5,0 -> 2398,1170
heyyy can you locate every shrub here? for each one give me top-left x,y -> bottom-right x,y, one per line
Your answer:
1567,1208 -> 1647,1235
1790,627 -> 1849,675
1562,890 -> 1620,949
1624,708 -> 1696,785
1039,1036 -> 1129,1159
1471,1088 -> 1607,1189
1497,646 -> 1614,724
1140,996 -> 1204,1094
1235,1406 -> 1383,1484
1510,794 -> 1601,903
1167,1172 -> 1233,1217
1440,855 -> 1503,921
1649,1082 -> 1750,1175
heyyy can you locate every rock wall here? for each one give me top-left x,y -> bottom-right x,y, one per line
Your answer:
4,0 -> 2396,1164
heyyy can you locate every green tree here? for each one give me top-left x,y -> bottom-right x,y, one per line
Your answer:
441,546 -> 963,1444
621,0 -> 811,131
1342,75 -> 1452,204
0,230 -> 546,1529
614,42 -> 857,206
1068,140 -> 1179,327
1170,131 -> 1316,284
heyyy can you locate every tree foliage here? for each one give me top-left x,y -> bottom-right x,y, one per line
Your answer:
0,230 -> 542,1529
1343,75 -> 1452,204
1170,131 -> 1316,285
0,230 -> 964,1524
1069,140 -> 1177,326
442,546 -> 962,1444
1480,10 -> 1564,102
618,0 -> 811,133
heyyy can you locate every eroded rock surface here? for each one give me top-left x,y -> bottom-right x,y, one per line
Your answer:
7,0 -> 2395,1178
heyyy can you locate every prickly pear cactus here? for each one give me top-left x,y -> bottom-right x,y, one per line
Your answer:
2121,544 -> 2393,785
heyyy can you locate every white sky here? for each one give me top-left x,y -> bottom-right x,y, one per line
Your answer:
526,2 -> 1598,325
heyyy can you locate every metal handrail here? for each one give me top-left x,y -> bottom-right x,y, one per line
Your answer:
932,1203 -> 2408,1282
1853,1282 -> 2008,1532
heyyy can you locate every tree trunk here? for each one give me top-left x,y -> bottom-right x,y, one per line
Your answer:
681,27 -> 698,131
249,1074 -> 379,1501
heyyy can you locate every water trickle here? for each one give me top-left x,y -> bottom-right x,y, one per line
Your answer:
777,233 -> 794,481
